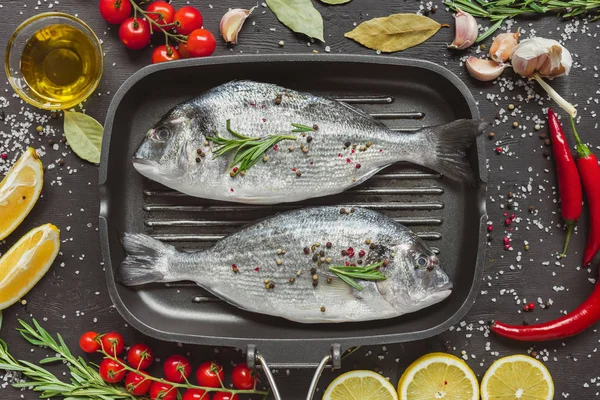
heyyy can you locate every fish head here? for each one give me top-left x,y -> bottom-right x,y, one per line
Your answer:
377,236 -> 452,313
133,105 -> 205,182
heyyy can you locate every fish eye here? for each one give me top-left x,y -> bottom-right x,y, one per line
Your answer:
153,127 -> 171,142
415,254 -> 429,269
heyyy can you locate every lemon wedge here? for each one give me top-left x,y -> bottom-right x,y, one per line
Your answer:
0,147 -> 44,240
480,354 -> 553,400
0,224 -> 60,310
323,370 -> 398,400
397,352 -> 479,400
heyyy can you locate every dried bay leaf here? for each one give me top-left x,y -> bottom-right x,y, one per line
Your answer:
320,0 -> 352,4
266,0 -> 325,42
63,111 -> 104,164
345,13 -> 446,52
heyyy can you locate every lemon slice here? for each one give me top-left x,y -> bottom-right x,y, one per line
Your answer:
0,147 -> 44,240
0,224 -> 60,310
481,354 -> 553,400
397,352 -> 479,400
324,370 -> 398,400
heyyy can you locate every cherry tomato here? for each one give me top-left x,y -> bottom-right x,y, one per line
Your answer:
100,332 -> 125,357
146,1 -> 175,26
231,363 -> 257,390
79,331 -> 101,353
99,359 -> 126,383
125,371 -> 152,395
99,0 -> 132,25
182,388 -> 210,400
196,361 -> 224,388
152,45 -> 181,64
119,17 -> 151,50
212,393 -> 238,400
174,6 -> 203,35
127,343 -> 153,370
163,354 -> 192,383
178,43 -> 191,58
186,29 -> 216,57
149,382 -> 178,400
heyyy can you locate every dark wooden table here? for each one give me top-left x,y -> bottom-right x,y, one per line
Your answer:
1,1 -> 599,399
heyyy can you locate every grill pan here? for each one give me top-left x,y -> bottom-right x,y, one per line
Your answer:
99,55 -> 487,391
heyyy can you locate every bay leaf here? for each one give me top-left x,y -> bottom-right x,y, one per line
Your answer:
63,111 -> 104,164
320,0 -> 352,4
345,13 -> 446,52
266,0 -> 325,42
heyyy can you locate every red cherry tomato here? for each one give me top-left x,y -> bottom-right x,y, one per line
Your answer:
182,388 -> 210,400
186,29 -> 216,58
146,1 -> 175,26
79,331 -> 101,353
178,43 -> 191,58
212,393 -> 238,400
127,343 -> 154,370
99,0 -> 132,24
163,354 -> 192,383
149,382 -> 178,400
174,6 -> 203,35
231,363 -> 257,390
99,359 -> 126,383
152,45 -> 181,64
125,371 -> 152,395
119,17 -> 151,50
196,361 -> 224,388
101,332 -> 125,357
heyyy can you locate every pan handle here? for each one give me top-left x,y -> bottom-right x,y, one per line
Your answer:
247,344 -> 342,400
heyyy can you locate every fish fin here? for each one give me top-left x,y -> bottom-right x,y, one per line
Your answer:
118,233 -> 176,285
337,101 -> 388,129
421,119 -> 486,183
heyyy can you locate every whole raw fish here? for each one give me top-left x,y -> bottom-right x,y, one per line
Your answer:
119,207 -> 452,323
133,81 -> 485,204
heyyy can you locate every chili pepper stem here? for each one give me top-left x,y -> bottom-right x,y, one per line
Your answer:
569,115 -> 593,158
533,73 -> 577,118
560,221 -> 575,258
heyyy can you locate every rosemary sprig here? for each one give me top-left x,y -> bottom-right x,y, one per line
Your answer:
445,0 -> 600,41
208,120 -> 298,175
328,261 -> 387,291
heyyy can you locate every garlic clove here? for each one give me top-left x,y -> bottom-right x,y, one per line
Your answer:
489,32 -> 519,63
465,56 -> 507,81
220,7 -> 256,44
511,37 -> 572,78
448,8 -> 478,50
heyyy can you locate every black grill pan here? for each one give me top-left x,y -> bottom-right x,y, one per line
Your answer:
99,54 -> 487,373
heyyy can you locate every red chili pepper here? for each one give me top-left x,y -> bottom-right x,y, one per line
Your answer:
548,109 -> 582,257
569,116 -> 600,266
490,267 -> 600,341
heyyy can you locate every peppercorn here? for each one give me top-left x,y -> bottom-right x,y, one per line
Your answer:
307,136 -> 313,143
296,270 -> 302,277
545,300 -> 552,309
383,259 -> 389,266
495,147 -> 503,154
358,250 -> 366,257
350,207 -> 355,213
488,132 -> 495,139
359,145 -> 367,152
279,40 -> 285,46
276,259 -> 282,265
320,306 -> 326,312
340,208 -> 346,214
369,243 -> 376,250
325,257 -> 331,263
487,236 -> 493,242
312,280 -> 319,288
232,264 -> 239,273
327,276 -> 333,284
326,242 -> 332,248
302,147 -> 309,153
229,170 -> 236,177
303,247 -> 310,254
505,218 -> 512,226
313,124 -> 319,131
263,155 -> 269,162
508,104 -> 515,111
357,259 -> 363,265
310,267 -> 317,275
528,205 -> 536,213
341,249 -> 347,256
318,250 -> 324,257
531,350 -> 537,357
507,191 -> 513,198
196,149 -> 203,155
539,132 -> 547,139
58,159 -> 65,166
506,203 -> 513,210
543,150 -> 550,158
60,136 -> 67,144
296,171 -> 302,177
312,254 -> 318,262
544,139 -> 551,146
312,274 -> 318,280
524,244 -> 530,251
275,95 -> 282,105
513,121 -> 519,128
289,277 -> 295,284
344,141 -> 351,148
366,141 -> 372,148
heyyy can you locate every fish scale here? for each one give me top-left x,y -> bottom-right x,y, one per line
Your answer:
133,81 -> 485,204
119,206 -> 452,323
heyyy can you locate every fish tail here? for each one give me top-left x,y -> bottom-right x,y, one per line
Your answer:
118,233 -> 176,286
419,119 -> 486,183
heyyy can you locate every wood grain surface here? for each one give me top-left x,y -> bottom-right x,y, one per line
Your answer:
1,1 -> 599,398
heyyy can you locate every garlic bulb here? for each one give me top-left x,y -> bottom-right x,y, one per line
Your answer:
465,56 -> 506,81
512,37 -> 572,78
511,37 -> 576,116
448,8 -> 478,50
489,32 -> 519,63
220,7 -> 256,44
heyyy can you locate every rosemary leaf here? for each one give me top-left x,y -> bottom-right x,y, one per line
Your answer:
336,273 -> 364,290
476,18 -> 504,42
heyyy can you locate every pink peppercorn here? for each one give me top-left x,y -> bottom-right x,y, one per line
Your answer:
487,225 -> 493,232
495,147 -> 502,154
510,214 -> 516,220
356,164 -> 361,169
0,153 -> 6,160
504,244 -> 511,250
503,237 -> 510,245
358,250 -> 366,257
505,218 -> 512,226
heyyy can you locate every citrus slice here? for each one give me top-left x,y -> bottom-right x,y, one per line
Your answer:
397,352 -> 479,400
324,370 -> 398,400
0,224 -> 60,310
0,147 -> 44,240
481,354 -> 553,400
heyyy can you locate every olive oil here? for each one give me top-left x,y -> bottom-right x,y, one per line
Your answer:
20,24 -> 101,104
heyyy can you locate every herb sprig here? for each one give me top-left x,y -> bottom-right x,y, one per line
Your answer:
445,0 -> 600,41
208,120 -> 299,175
328,261 -> 387,290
